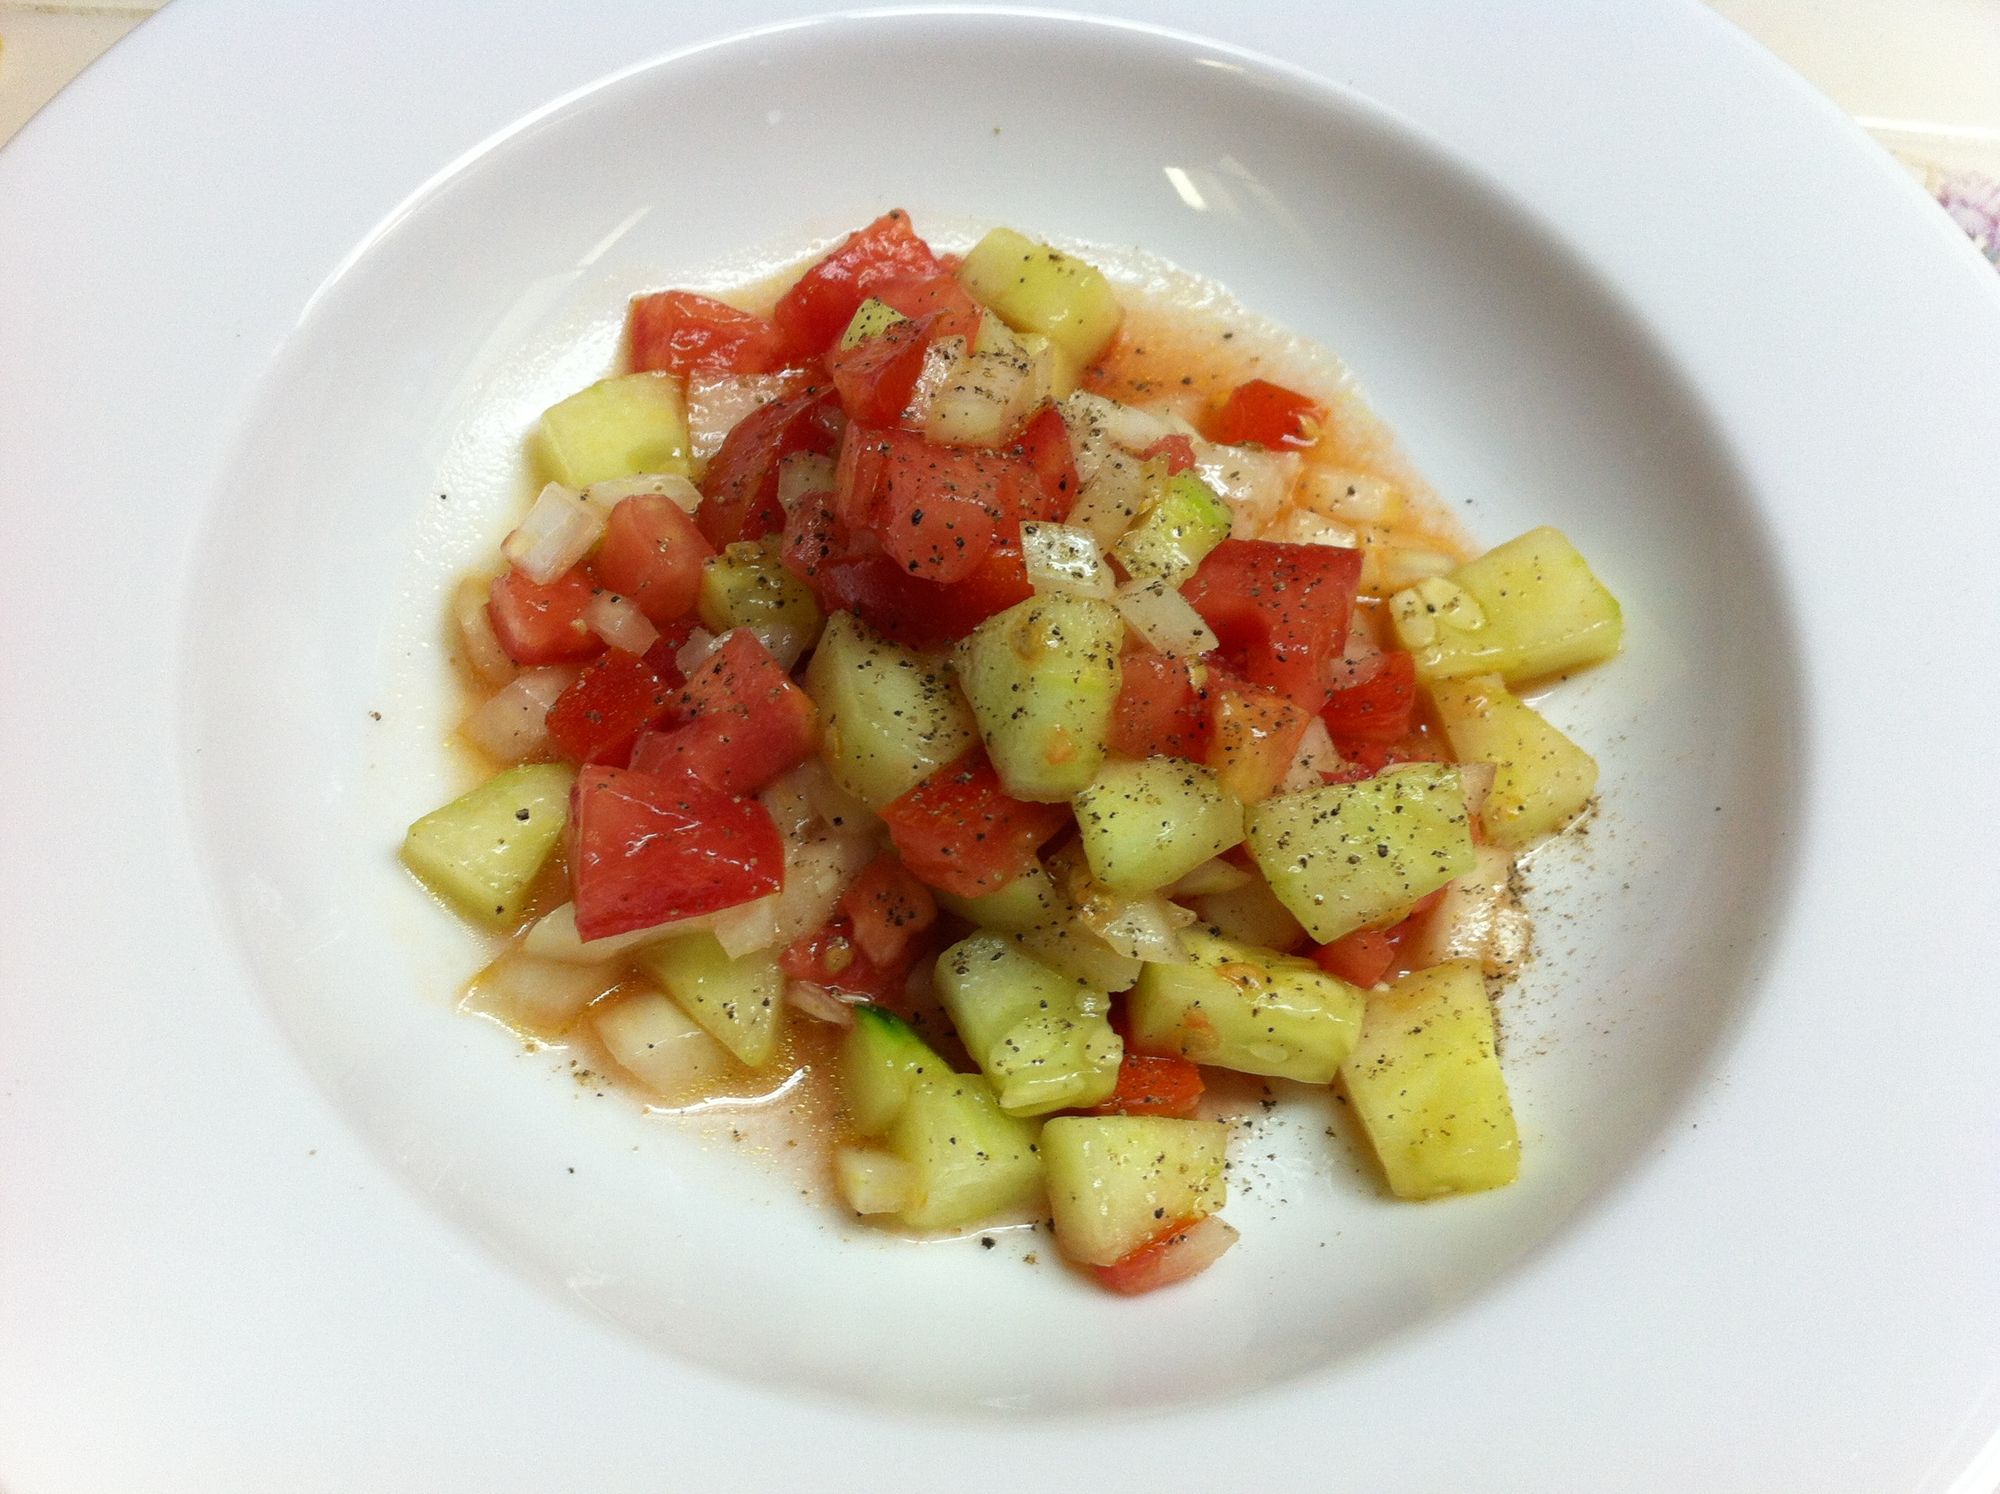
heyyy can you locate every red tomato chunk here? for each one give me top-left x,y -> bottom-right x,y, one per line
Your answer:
1088,1053 -> 1205,1118
1321,649 -> 1418,748
627,290 -> 793,377
1109,649 -> 1213,761
772,210 -> 947,356
567,766 -> 784,941
1007,405 -> 1080,521
544,649 -> 678,765
825,314 -> 937,427
697,386 -> 841,549
1184,539 -> 1363,713
1138,433 -> 1197,474
872,271 -> 983,345
839,853 -> 939,968
781,914 -> 920,1005
594,495 -> 713,625
1092,1215 -> 1238,1295
487,567 -> 604,666
879,750 -> 1070,899
1206,378 -> 1325,450
627,632 -> 817,796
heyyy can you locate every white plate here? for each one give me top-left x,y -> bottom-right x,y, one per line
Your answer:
3,3 -> 1998,1490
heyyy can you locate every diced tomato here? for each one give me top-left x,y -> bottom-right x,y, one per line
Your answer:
567,766 -> 784,941
1321,649 -> 1418,748
879,750 -> 1070,898
1343,727 -> 1448,777
834,426 -> 1038,584
1138,434 -> 1198,474
487,567 -> 604,666
1091,1215 -> 1238,1295
544,648 -> 678,765
772,210 -> 947,356
1007,404 -> 1080,521
1089,1053 -> 1205,1118
838,853 -> 938,967
593,495 -> 714,625
627,632 -> 817,795
1206,378 -> 1325,450
1108,649 -> 1213,761
627,290 -> 793,376
872,272 -> 984,345
1183,539 -> 1363,712
640,619 -> 696,688
779,914 -> 913,1004
1208,674 -> 1311,802
825,314 -> 937,427
1311,928 -> 1398,987
698,386 -> 841,549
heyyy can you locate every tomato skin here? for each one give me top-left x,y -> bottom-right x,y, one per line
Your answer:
1342,727 -> 1447,778
627,632 -> 817,796
1091,1215 -> 1237,1295
1138,434 -> 1198,474
1208,673 -> 1312,803
1108,649 -> 1213,761
836,426 -> 1023,584
1007,405 -> 1080,521
697,386 -> 841,549
872,272 -> 984,345
1206,378 -> 1325,449
1088,1053 -> 1205,1118
1183,539 -> 1363,713
825,315 -> 937,427
567,766 -> 784,941
627,290 -> 793,376
779,914 -> 914,1004
839,852 -> 939,967
593,495 -> 714,625
487,567 -> 605,666
880,750 -> 1071,899
1321,649 -> 1418,748
544,649 -> 679,765
772,210 -> 946,357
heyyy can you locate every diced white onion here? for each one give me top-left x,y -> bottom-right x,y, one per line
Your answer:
1457,759 -> 1498,817
452,574 -> 515,684
687,372 -> 805,463
595,990 -> 735,1095
1369,544 -> 1458,594
1401,842 -> 1529,977
902,335 -> 967,427
801,760 -> 880,840
1114,578 -> 1218,657
1061,392 -> 1180,478
835,1146 -> 916,1215
1280,718 -> 1345,794
583,472 -> 703,516
1167,857 -> 1252,898
1079,890 -> 1194,964
674,626 -> 721,676
759,769 -> 819,844
711,835 -> 874,958
1067,449 -> 1148,547
1302,468 -> 1404,525
502,481 -> 604,584
1021,521 -> 1113,600
458,664 -> 576,761
584,590 -> 660,655
925,341 -> 1052,448
524,900 -> 706,964
460,948 -> 622,1034
776,451 -> 836,513
787,980 -> 859,1027
1259,504 -> 1361,550
709,893 -> 782,960
1191,441 -> 1302,538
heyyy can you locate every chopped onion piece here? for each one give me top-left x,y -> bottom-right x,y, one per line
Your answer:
583,472 -> 703,515
1370,544 -> 1458,594
1280,719 -> 1344,794
1191,440 -> 1302,538
1302,468 -> 1405,525
1021,521 -> 1113,600
674,626 -> 721,676
787,980 -> 859,1027
1115,578 -> 1218,657
1259,504 -> 1360,550
1079,889 -> 1194,964
798,758 -> 881,839
596,990 -> 735,1096
584,590 -> 660,655
1068,449 -> 1148,546
712,835 -> 874,958
776,451 -> 836,513
710,892 -> 782,959
1458,759 -> 1498,817
1168,857 -> 1253,898
502,481 -> 603,584
524,900 -> 707,964
687,372 -> 806,463
902,335 -> 967,427
452,574 -> 515,684
1061,392 -> 1180,477
1402,843 -> 1529,977
458,664 -> 576,761
925,340 -> 1053,448
461,948 -> 622,1035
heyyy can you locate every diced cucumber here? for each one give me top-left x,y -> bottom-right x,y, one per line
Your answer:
1042,1116 -> 1229,1266
1390,526 -> 1621,685
888,1074 -> 1044,1229
838,296 -> 907,351
833,1146 -> 916,1215
635,933 -> 784,1069
401,763 -> 574,928
698,538 -> 824,669
806,612 -> 976,807
594,989 -> 735,1096
954,594 -> 1123,802
935,934 -> 1121,1115
1428,674 -> 1598,848
1111,471 -> 1232,586
1011,920 -> 1143,992
840,1004 -> 949,1136
533,371 -> 691,487
1246,764 -> 1476,942
1073,758 -> 1244,896
1339,959 -> 1519,1198
933,860 -> 1063,932
1129,928 -> 1364,1083
957,227 -> 1124,389
1189,870 -> 1307,951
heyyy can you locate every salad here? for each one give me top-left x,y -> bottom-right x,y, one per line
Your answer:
401,210 -> 1623,1296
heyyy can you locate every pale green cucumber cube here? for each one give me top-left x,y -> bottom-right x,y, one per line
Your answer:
1073,758 -> 1244,896
957,227 -> 1123,388
954,594 -> 1123,802
807,612 -> 976,807
840,1004 -> 948,1137
533,371 -> 690,487
1111,471 -> 1231,586
636,933 -> 784,1069
698,538 -> 823,669
887,1074 -> 1044,1230
401,763 -> 574,928
1391,526 -> 1621,685
935,934 -> 1121,1116
1428,674 -> 1598,848
1042,1115 -> 1228,1266
1129,928 -> 1364,1083
934,861 -> 1063,932
838,296 -> 908,350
